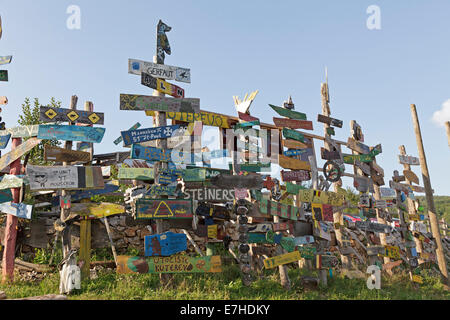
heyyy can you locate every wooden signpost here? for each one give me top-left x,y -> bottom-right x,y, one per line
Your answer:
118,167 -> 154,180
39,106 -> 104,125
117,255 -> 222,274
273,117 -> 313,130
135,199 -> 193,219
269,104 -> 307,120
144,232 -> 187,256
128,58 -> 191,83
44,145 -> 91,163
141,72 -> 185,98
70,202 -> 124,219
37,125 -> 105,143
120,94 -> 199,113
26,165 -> 105,190
0,137 -> 40,171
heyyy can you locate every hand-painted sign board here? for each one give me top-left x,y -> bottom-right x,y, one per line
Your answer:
297,189 -> 345,206
398,155 -> 420,166
282,139 -> 308,150
44,145 -> 91,163
120,94 -> 200,113
278,154 -> 311,171
343,153 -> 373,164
0,56 -> 12,66
380,187 -> 396,197
117,255 -> 222,274
273,117 -> 313,130
0,175 -> 23,189
0,189 -> 13,204
118,167 -> 154,180
0,133 -> 10,149
269,104 -> 307,120
26,165 -> 104,190
147,110 -> 231,129
0,70 -> 8,82
135,199 -> 193,219
347,138 -> 371,154
0,202 -> 33,219
39,106 -> 104,125
317,114 -> 343,128
129,58 -> 190,83
263,251 -> 301,269
316,254 -> 339,269
210,174 -> 263,189
403,170 -> 419,185
141,72 -> 185,98
114,123 -> 141,145
0,137 -> 40,171
260,198 -> 301,221
248,223 -> 272,233
320,148 -> 341,160
38,125 -> 105,143
282,128 -> 304,142
144,232 -> 187,256
50,183 -> 119,205
131,144 -> 172,162
183,188 -> 235,202
293,236 -> 315,246
147,185 -> 178,197
0,125 -> 40,138
121,124 -> 183,146
70,202 -> 124,219
380,245 -> 401,259
356,220 -> 392,233
281,170 -> 311,182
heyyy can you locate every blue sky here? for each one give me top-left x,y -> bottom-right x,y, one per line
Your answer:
1,0 -> 449,195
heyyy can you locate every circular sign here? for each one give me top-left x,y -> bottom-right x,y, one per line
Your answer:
323,160 -> 342,182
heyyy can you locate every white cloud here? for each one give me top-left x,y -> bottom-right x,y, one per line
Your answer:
432,99 -> 450,127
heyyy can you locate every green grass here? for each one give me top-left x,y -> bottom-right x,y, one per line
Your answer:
1,264 -> 449,300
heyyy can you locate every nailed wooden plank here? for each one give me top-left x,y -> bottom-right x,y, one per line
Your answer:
0,125 -> 40,138
403,169 -> 419,185
117,255 -> 222,274
269,104 -> 307,120
0,134 -> 11,149
354,160 -> 371,176
70,202 -> 124,219
0,137 -> 40,171
120,94 -> 200,113
263,251 -> 301,269
183,188 -> 235,202
135,199 -> 193,219
389,180 -> 412,193
280,170 -> 311,182
282,128 -> 304,142
0,70 -> 8,82
141,72 -> 184,98
0,202 -> 33,219
39,106 -> 104,125
320,147 -> 341,160
347,137 -> 370,154
144,232 -> 187,256
210,174 -> 263,189
147,110 -> 231,129
370,161 -> 385,177
238,162 -> 271,173
238,112 -> 259,122
278,154 -> 311,171
398,155 -> 420,166
0,175 -> 23,189
44,145 -> 90,163
273,117 -> 313,130
118,167 -> 154,180
26,165 -> 105,190
282,139 -> 307,150
317,114 -> 343,128
260,198 -> 301,221
128,58 -> 191,83
38,125 -> 105,143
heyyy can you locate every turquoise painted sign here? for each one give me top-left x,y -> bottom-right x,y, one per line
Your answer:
0,133 -> 11,149
38,125 -> 105,143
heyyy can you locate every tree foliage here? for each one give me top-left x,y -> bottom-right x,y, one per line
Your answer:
17,97 -> 62,165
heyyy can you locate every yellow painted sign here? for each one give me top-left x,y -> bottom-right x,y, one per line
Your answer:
380,245 -> 401,259
412,275 -> 423,284
207,225 -> 218,239
71,202 -> 125,219
263,250 -> 301,269
146,110 -> 231,128
298,189 -> 345,206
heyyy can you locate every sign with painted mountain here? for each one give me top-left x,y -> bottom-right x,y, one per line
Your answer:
135,199 -> 193,219
128,58 -> 191,83
38,125 -> 105,143
40,106 -> 104,125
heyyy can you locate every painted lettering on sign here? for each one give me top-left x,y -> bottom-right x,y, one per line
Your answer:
135,199 -> 193,219
121,124 -> 184,146
183,188 -> 235,202
128,58 -> 191,83
120,94 -> 200,113
37,125 -> 105,143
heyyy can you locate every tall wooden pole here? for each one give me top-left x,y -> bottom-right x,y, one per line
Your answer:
410,104 -> 449,287
446,121 -> 450,149
1,137 -> 22,283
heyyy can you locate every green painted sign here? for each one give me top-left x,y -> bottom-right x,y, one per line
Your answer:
234,120 -> 260,129
343,154 -> 373,164
260,198 -> 301,221
282,128 -> 305,143
183,168 -> 206,182
269,104 -> 307,120
118,167 -> 154,180
286,182 -> 308,195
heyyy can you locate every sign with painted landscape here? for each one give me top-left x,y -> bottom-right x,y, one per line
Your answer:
144,232 -> 187,256
121,124 -> 184,146
398,155 -> 420,166
269,104 -> 307,120
120,94 -> 200,113
40,106 -> 104,125
128,58 -> 191,83
70,202 -> 124,219
26,165 -> 104,190
0,202 -> 33,219
117,255 -> 222,274
44,145 -> 91,163
118,167 -> 154,180
0,133 -> 10,149
0,137 -> 40,171
135,199 -> 193,219
38,125 -> 105,143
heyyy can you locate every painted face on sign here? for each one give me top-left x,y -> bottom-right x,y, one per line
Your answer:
34,173 -> 48,187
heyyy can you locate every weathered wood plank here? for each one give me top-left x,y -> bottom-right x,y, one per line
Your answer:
210,174 -> 263,189
280,170 -> 311,182
144,232 -> 187,256
0,134 -> 11,149
70,202 -> 124,219
146,110 -> 232,129
0,202 -> 33,219
0,137 -> 40,171
273,117 -> 313,130
113,122 -> 141,145
317,114 -> 343,128
141,72 -> 184,98
121,124 -> 184,146
263,251 -> 301,269
282,139 -> 308,150
0,56 -> 12,66
118,167 -> 154,180
398,155 -> 420,166
282,128 -> 304,142
120,94 -> 200,112
44,145 -> 90,163
183,188 -> 235,202
278,154 -> 311,171
128,58 -> 191,83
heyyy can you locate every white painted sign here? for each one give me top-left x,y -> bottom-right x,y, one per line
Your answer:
398,155 -> 420,166
380,187 -> 396,197
27,166 -> 79,190
128,59 -> 191,83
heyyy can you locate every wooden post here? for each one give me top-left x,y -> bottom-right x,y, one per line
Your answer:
410,104 -> 449,287
1,137 -> 22,283
446,121 -> 450,149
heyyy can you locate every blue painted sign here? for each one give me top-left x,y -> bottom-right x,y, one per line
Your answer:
121,124 -> 183,146
131,144 -> 172,162
0,202 -> 33,219
159,168 -> 183,185
147,185 -> 179,196
50,182 -> 120,206
114,122 -> 141,145
38,125 -> 105,143
144,231 -> 187,256
0,133 -> 11,149
284,149 -> 308,157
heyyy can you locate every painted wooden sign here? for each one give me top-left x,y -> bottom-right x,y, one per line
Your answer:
297,189 -> 345,206
263,251 -> 301,269
238,112 -> 259,122
283,149 -> 308,157
297,246 -> 316,260
118,167 -> 154,180
280,170 -> 311,182
234,188 -> 249,199
43,145 -> 90,163
353,176 -> 374,193
374,200 -> 387,209
26,165 -> 104,190
210,174 -> 263,189
380,245 -> 401,259
320,148 -> 341,160
70,202 -> 124,219
282,128 -> 304,142
248,233 -> 269,244
238,162 -> 271,173
50,183 -> 119,205
120,94 -> 200,113
282,139 -> 307,150
317,114 -> 343,128
347,138 -> 370,154
0,175 -> 23,189
148,185 -> 178,197
159,169 -> 182,184
398,155 -> 420,166
285,182 -> 307,195
183,168 -> 206,181
316,255 -> 339,269
183,188 -> 235,202
260,198 -> 301,221
354,160 -> 371,176
144,232 -> 187,257
356,220 -> 392,233
293,236 -> 315,246
0,133 -> 10,149
0,56 -> 12,65
0,189 -> 13,204
135,199 -> 193,219
0,70 -> 8,82
114,122 -> 141,145
248,223 -> 272,233
273,117 -> 313,130
141,72 -> 185,98
234,120 -> 260,129
278,154 -> 311,171
269,104 -> 307,120
38,125 -> 105,143
0,202 -> 33,219
403,170 -> 419,185
147,110 -> 231,129
39,106 -> 104,125
121,124 -> 183,146
131,144 -> 172,162
0,125 -> 40,138
273,222 -> 290,232
0,137 -> 40,171
410,184 -> 431,193
117,255 -> 222,274
380,187 -> 396,197
389,180 -> 412,194
128,58 -> 191,83
343,153 -> 373,164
